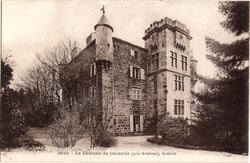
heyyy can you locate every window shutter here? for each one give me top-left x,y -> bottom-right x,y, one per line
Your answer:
130,66 -> 133,78
93,63 -> 96,75
90,64 -> 93,77
130,115 -> 134,132
139,89 -> 142,100
140,68 -> 145,80
130,49 -> 135,56
140,115 -> 143,132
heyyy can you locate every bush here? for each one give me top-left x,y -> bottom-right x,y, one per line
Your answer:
48,106 -> 86,148
2,106 -> 29,147
158,115 -> 189,145
21,135 -> 45,151
145,116 -> 158,134
95,129 -> 116,147
1,134 -> 45,151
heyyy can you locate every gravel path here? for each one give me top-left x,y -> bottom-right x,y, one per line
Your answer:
1,128 -> 248,162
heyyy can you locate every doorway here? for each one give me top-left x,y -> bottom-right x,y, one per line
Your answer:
133,115 -> 140,132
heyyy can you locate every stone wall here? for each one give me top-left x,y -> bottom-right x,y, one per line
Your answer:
59,41 -> 96,106
111,38 -> 148,135
144,17 -> 192,118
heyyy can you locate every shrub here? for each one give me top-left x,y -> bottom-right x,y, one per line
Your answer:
95,129 -> 116,147
48,106 -> 86,148
2,107 -> 29,147
158,114 -> 189,145
21,135 -> 45,151
145,116 -> 158,134
1,134 -> 45,151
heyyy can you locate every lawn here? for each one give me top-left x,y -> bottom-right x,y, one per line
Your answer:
0,128 -> 248,162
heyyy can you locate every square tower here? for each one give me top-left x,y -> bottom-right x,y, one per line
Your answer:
143,17 -> 193,118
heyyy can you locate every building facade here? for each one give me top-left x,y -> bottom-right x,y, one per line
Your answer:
59,12 -> 197,135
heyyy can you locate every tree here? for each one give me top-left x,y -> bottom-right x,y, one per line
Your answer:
20,39 -> 80,126
219,1 -> 249,36
1,57 -> 13,90
193,1 -> 249,142
1,57 -> 29,147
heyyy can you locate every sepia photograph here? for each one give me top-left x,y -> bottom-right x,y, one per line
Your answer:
1,0 -> 249,162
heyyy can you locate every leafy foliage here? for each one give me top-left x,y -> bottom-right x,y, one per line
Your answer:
219,1 -> 249,36
1,59 -> 13,89
205,37 -> 249,72
193,1 -> 249,144
1,58 -> 29,147
95,128 -> 116,147
157,114 -> 189,145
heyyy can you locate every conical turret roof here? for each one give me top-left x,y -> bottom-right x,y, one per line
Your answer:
94,14 -> 113,32
190,55 -> 197,62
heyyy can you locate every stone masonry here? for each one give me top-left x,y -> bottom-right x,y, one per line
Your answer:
59,13 -> 197,135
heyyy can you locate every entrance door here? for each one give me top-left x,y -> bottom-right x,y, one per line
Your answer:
133,115 -> 140,132
130,115 -> 144,133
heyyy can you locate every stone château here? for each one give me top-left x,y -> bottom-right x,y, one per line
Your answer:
59,10 -> 198,135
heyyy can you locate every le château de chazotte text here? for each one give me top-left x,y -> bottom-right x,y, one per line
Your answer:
79,151 -> 177,156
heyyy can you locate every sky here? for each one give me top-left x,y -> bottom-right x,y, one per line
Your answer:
2,0 -> 244,87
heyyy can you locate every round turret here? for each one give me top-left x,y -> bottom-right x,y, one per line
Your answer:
94,13 -> 113,67
190,55 -> 198,77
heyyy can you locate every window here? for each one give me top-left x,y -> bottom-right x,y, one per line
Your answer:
129,66 -> 145,80
174,75 -> 184,91
134,51 -> 138,58
174,100 -> 177,114
90,86 -> 95,98
170,51 -> 177,68
90,63 -> 96,77
174,99 -> 184,115
153,76 -> 157,94
132,88 -> 140,100
133,67 -> 140,79
181,55 -> 187,71
130,49 -> 135,56
153,100 -> 157,111
151,53 -> 159,70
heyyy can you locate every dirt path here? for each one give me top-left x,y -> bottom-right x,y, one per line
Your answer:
1,127 -> 247,162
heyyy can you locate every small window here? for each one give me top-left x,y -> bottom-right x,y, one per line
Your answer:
90,86 -> 95,98
151,53 -> 159,70
154,81 -> 157,94
134,51 -> 138,58
154,100 -> 157,111
90,63 -> 96,77
130,66 -> 145,80
131,67 -> 140,79
130,49 -> 135,56
174,74 -> 184,91
174,99 -> 184,115
170,51 -> 177,68
132,88 -> 140,100
174,100 -> 178,114
181,55 -> 187,71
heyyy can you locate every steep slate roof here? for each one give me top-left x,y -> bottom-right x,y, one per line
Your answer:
94,14 -> 113,32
